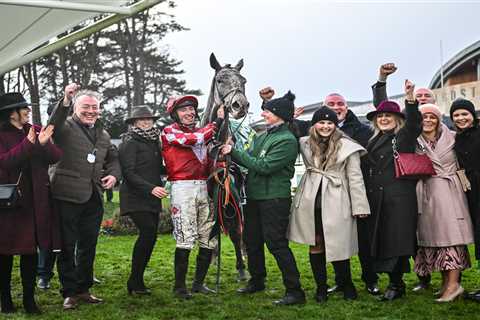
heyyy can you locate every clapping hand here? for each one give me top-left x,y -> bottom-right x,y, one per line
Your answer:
38,125 -> 54,145
27,127 -> 36,144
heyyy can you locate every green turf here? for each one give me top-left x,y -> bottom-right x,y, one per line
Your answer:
5,194 -> 480,319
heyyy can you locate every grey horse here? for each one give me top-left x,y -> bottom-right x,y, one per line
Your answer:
202,53 -> 251,285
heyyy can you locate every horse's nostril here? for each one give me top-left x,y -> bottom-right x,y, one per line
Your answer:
232,101 -> 240,110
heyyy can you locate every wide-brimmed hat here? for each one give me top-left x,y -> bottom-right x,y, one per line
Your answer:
0,93 -> 30,112
366,100 -> 405,121
125,105 -> 160,124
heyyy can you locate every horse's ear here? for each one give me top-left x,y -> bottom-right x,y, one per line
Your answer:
210,53 -> 221,71
234,59 -> 244,71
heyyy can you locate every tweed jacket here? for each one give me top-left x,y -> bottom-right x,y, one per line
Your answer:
48,100 -> 121,203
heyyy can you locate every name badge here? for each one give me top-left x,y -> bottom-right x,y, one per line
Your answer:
87,153 -> 96,163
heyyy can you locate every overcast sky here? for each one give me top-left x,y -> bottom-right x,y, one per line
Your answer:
161,0 -> 480,115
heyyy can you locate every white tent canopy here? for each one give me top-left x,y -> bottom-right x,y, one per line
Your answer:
0,0 -> 161,76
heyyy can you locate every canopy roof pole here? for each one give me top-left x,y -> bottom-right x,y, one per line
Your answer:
0,0 -> 163,76
0,0 -> 131,14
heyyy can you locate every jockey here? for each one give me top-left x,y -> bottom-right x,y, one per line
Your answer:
161,95 -> 223,299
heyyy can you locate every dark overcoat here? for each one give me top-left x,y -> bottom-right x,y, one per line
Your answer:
118,132 -> 165,215
454,123 -> 480,258
365,101 -> 422,259
0,123 -> 62,254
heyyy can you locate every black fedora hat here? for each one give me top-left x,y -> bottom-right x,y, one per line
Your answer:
0,93 -> 30,112
125,105 -> 160,124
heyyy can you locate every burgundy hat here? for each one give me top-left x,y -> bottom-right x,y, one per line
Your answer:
366,100 -> 405,121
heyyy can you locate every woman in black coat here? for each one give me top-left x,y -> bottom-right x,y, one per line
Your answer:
119,106 -> 167,295
365,81 -> 422,301
449,98 -> 480,302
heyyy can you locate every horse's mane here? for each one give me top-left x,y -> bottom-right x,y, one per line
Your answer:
201,73 -> 218,127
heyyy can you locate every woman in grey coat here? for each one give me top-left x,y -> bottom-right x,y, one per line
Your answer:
413,103 -> 473,302
288,106 -> 370,303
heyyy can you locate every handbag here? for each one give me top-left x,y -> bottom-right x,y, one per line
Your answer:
392,137 -> 436,179
455,158 -> 471,192
0,172 -> 22,209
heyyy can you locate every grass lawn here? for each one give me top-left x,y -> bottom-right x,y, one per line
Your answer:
6,195 -> 480,319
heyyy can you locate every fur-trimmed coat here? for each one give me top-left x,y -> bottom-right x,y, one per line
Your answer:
288,130 -> 370,262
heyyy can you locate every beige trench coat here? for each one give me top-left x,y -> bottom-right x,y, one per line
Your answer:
416,123 -> 474,247
288,135 -> 371,262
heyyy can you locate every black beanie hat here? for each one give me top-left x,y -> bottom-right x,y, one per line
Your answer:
262,91 -> 295,122
311,106 -> 339,126
449,98 -> 476,120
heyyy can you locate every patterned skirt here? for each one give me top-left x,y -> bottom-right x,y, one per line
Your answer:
414,245 -> 471,276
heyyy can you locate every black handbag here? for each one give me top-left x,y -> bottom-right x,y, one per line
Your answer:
0,172 -> 22,209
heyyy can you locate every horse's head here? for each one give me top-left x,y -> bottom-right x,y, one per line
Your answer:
210,53 -> 249,120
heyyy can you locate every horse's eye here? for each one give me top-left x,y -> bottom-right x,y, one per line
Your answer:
216,79 -> 223,84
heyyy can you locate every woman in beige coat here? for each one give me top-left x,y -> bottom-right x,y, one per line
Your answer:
288,106 -> 370,303
414,104 -> 474,302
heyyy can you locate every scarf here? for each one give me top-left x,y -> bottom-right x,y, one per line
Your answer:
131,126 -> 160,141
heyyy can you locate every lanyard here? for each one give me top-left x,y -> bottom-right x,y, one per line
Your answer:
74,119 -> 97,146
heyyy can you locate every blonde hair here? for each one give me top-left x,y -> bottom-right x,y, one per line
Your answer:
308,126 -> 342,169
369,114 -> 405,141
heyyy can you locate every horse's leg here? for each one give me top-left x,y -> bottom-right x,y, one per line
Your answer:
228,227 -> 247,281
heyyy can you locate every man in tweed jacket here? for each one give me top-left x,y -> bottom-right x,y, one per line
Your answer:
49,83 -> 121,310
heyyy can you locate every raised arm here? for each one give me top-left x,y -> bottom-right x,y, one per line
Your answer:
372,63 -> 397,107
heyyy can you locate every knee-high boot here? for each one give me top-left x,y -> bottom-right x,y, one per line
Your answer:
309,253 -> 327,303
0,255 -> 15,313
192,248 -> 215,294
21,254 -> 41,314
173,248 -> 192,299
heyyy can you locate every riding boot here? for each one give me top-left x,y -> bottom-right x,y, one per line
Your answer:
192,248 -> 216,294
173,248 -> 192,299
332,259 -> 357,300
20,254 -> 41,314
309,253 -> 327,303
0,255 -> 15,314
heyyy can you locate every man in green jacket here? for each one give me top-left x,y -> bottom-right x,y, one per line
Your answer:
222,91 -> 305,305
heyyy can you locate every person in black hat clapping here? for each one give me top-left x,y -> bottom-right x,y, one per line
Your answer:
0,93 -> 62,314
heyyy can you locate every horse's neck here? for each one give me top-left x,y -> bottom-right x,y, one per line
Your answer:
202,77 -> 222,127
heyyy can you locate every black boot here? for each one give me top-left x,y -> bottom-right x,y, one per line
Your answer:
309,253 -> 327,303
173,248 -> 192,300
21,254 -> 41,314
0,255 -> 15,314
381,272 -> 406,302
192,248 -> 216,294
332,259 -> 357,301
